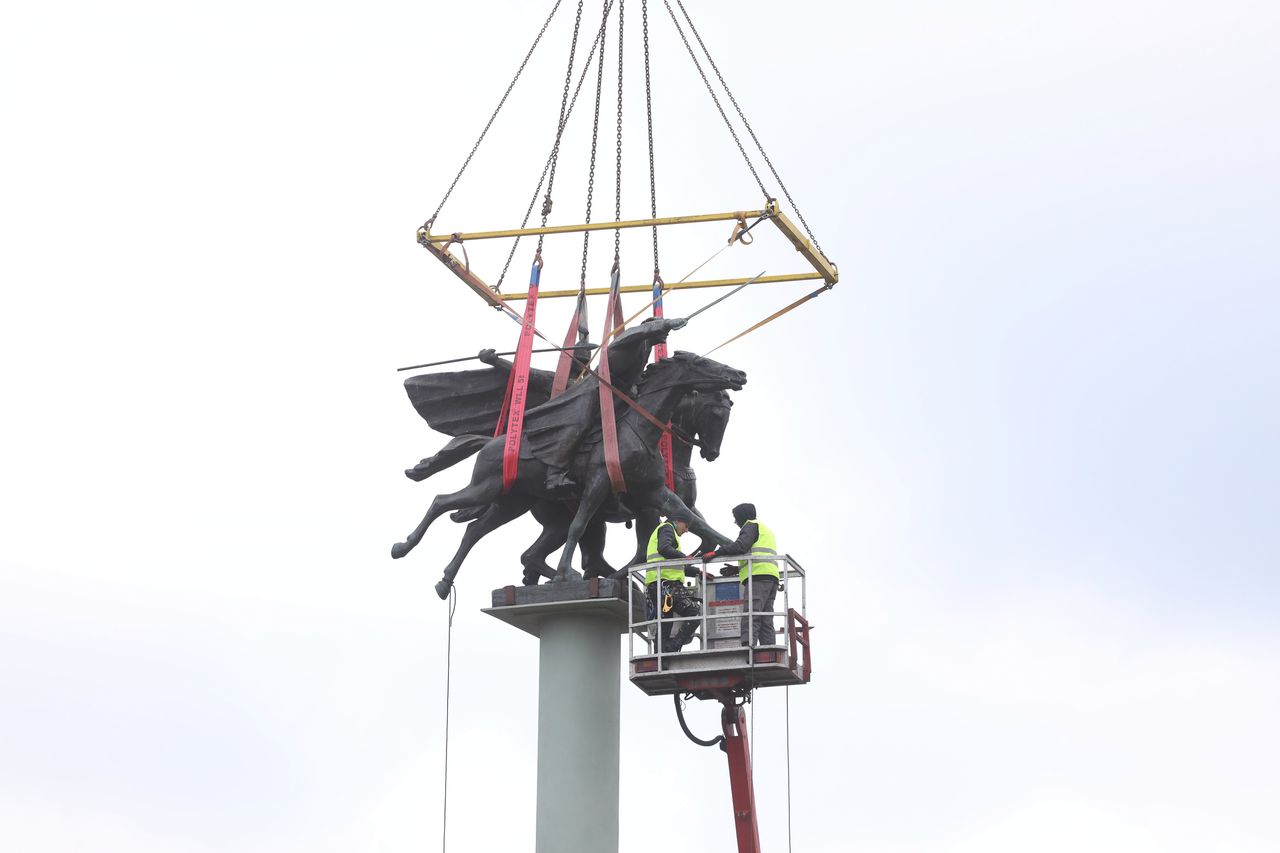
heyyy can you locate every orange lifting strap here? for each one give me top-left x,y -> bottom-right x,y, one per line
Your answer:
597,262 -> 627,493
651,275 -> 675,490
494,256 -> 543,492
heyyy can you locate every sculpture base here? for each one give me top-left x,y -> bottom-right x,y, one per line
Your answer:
482,576 -> 644,637
484,578 -> 638,853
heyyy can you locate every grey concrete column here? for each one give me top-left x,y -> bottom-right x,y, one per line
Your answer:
484,580 -> 636,853
535,612 -> 621,853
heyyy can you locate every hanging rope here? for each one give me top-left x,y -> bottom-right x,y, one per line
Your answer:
785,685 -> 793,853
673,0 -> 826,256
683,269 -> 767,322
702,282 -> 832,357
426,1 -> 564,228
440,584 -> 458,853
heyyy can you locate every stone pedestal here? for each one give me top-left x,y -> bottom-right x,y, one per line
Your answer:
484,578 -> 641,853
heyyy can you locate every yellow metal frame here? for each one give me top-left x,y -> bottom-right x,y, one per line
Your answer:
417,200 -> 837,304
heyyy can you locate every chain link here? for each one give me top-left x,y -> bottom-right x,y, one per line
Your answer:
495,1 -> 613,290
579,0 -> 613,286
427,1 -> 564,226
613,0 -> 625,260
674,0 -> 824,256
536,0 -> 587,256
662,0 -> 769,202
643,0 -> 660,279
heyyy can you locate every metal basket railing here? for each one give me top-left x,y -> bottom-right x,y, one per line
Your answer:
626,554 -> 807,669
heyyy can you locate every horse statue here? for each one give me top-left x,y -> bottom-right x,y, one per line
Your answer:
515,387 -> 734,585
390,351 -> 747,598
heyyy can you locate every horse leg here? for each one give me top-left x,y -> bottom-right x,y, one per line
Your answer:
675,469 -> 697,511
554,475 -> 611,581
684,503 -> 716,553
435,495 -> 534,599
580,517 -> 616,580
631,508 -> 659,567
391,475 -> 502,559
655,487 -> 733,549
523,502 -> 571,585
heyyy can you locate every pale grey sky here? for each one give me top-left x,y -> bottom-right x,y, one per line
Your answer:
2,1 -> 1278,851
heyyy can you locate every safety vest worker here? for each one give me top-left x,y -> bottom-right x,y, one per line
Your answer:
645,515 -> 691,585
703,502 -> 782,647
705,503 -> 780,581
736,519 -> 779,582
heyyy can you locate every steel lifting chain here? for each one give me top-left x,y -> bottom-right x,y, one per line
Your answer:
426,0 -> 564,228
662,0 -> 770,202
674,0 -> 825,257
579,0 -> 612,287
643,0 -> 660,279
536,0 -> 588,256
613,0 -> 625,260
494,1 -> 613,291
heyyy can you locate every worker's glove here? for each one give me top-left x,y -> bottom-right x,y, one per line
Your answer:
718,565 -> 737,577
700,550 -> 718,563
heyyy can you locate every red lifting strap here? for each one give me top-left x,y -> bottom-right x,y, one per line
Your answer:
497,256 -> 542,492
651,276 -> 675,491
598,262 -> 627,492
550,288 -> 588,399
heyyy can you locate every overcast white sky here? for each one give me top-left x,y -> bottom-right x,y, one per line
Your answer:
2,1 -> 1278,851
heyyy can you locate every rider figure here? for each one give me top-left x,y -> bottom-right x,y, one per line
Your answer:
518,317 -> 687,494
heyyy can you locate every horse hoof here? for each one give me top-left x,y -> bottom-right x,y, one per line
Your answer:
435,579 -> 452,599
391,542 -> 411,559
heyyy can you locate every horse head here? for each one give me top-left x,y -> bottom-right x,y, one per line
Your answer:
687,389 -> 733,461
635,351 -> 746,444
641,350 -> 746,392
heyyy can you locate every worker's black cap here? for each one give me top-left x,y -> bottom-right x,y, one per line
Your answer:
732,503 -> 756,525
667,510 -> 692,523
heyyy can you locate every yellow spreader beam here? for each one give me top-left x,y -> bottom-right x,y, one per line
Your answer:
502,272 -> 824,301
417,201 -> 837,304
422,208 -> 770,243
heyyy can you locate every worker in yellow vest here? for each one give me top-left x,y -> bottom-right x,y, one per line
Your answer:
644,512 -> 705,653
707,503 -> 780,647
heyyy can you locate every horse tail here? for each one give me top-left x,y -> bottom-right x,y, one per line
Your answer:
404,434 -> 489,482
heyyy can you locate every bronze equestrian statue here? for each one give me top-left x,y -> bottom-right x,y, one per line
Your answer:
391,350 -> 746,598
